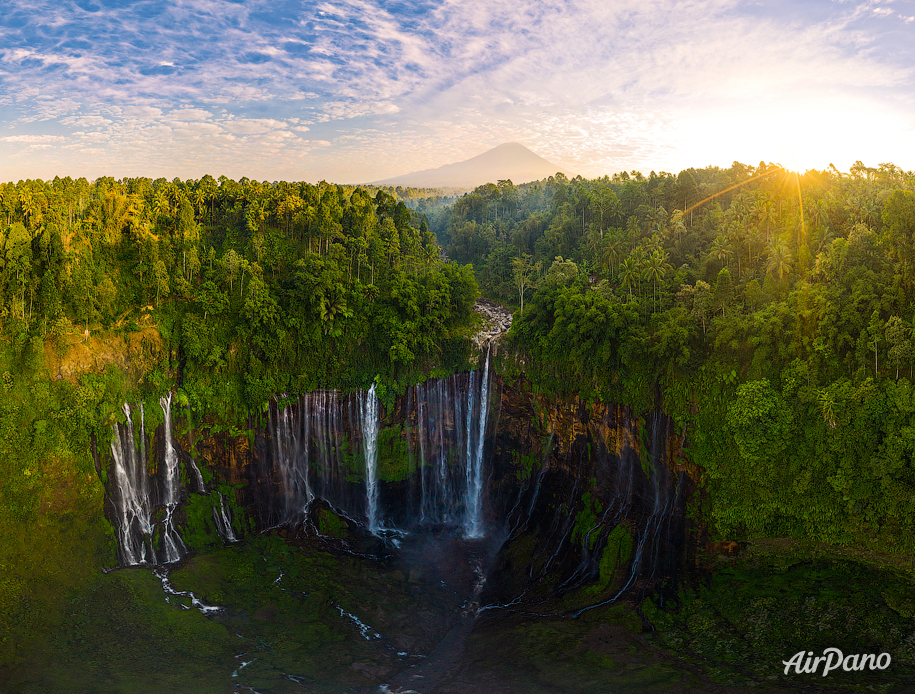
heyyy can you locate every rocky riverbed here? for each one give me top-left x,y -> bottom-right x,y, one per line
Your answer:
471,299 -> 513,352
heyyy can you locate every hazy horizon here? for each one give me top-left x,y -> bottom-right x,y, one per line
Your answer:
2,0 -> 914,183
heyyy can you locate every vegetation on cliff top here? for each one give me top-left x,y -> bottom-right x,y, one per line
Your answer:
0,176 -> 477,664
435,163 -> 915,553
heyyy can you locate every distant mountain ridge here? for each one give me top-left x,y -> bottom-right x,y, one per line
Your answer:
372,142 -> 572,189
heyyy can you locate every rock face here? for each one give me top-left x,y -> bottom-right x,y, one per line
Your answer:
471,299 -> 512,353
96,372 -> 693,610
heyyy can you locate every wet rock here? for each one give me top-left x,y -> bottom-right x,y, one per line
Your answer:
471,299 -> 513,352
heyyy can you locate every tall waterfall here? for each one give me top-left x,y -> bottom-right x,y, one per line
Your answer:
158,393 -> 187,563
266,362 -> 494,538
107,396 -> 193,566
105,360 -> 496,564
267,386 -> 388,531
359,384 -> 381,534
407,350 -> 493,538
109,402 -> 153,565
270,394 -> 314,523
566,410 -> 682,615
465,345 -> 491,538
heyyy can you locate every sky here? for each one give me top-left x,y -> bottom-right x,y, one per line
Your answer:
1,0 -> 914,183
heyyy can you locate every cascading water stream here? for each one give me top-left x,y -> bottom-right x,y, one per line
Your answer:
263,361 -> 494,538
407,357 -> 493,536
159,393 -> 187,563
213,492 -> 238,543
271,394 -> 314,524
465,343 -> 491,538
110,402 -> 153,565
359,383 -> 380,535
570,411 -> 677,617
107,395 -> 194,566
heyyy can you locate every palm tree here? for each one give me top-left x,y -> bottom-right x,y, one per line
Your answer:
192,187 -> 207,222
320,293 -> 347,334
599,234 -> 622,276
18,188 -> 35,228
619,256 -> 639,302
152,188 -> 169,223
710,235 -> 731,271
766,240 -> 792,281
643,249 -> 672,313
99,191 -> 135,244
758,200 -> 775,242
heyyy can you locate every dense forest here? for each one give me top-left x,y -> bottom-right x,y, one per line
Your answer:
433,162 -> 915,551
4,163 -> 915,555
4,163 -> 915,691
0,175 -> 476,397
0,176 -> 477,633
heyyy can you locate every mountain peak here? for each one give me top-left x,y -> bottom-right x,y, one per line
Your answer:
372,143 -> 572,189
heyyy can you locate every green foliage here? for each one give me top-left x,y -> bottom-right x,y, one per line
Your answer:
571,490 -> 602,548
317,508 -> 348,538
0,177 -> 479,421
181,492 -> 225,551
643,552 -> 915,689
376,424 -> 411,482
475,163 -> 915,552
597,524 -> 633,583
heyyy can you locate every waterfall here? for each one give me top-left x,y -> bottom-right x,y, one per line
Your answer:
465,344 -> 491,538
261,361 -> 493,537
106,363 -> 497,562
407,354 -> 493,537
359,383 -> 381,534
109,403 -> 153,565
272,394 -> 314,523
107,395 -> 191,566
570,411 -> 679,616
159,393 -> 187,563
213,492 -> 237,543
268,389 -> 363,528
184,403 -> 206,492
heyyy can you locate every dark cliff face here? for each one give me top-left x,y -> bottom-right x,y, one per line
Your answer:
482,377 -> 692,610
98,375 -> 694,605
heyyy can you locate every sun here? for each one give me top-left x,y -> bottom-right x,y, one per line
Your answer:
674,94 -> 915,173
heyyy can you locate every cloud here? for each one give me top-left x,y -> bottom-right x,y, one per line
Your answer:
0,134 -> 66,143
220,118 -> 287,135
60,115 -> 112,128
165,108 -> 212,121
0,0 -> 913,180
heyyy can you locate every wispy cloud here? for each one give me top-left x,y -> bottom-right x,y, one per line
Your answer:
0,0 -> 913,180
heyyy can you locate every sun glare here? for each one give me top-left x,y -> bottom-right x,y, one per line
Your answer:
675,96 -> 915,173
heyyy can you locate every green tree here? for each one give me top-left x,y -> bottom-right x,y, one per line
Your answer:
153,259 -> 170,307
868,309 -> 883,378
712,268 -> 733,318
766,240 -> 792,282
619,256 -> 639,302
511,254 -> 541,315
2,222 -> 32,318
643,248 -> 671,313
882,189 -> 915,278
885,315 -> 912,379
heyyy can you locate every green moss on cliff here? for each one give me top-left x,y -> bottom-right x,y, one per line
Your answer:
376,424 -> 411,482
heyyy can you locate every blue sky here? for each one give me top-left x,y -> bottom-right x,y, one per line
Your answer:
1,0 -> 914,182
